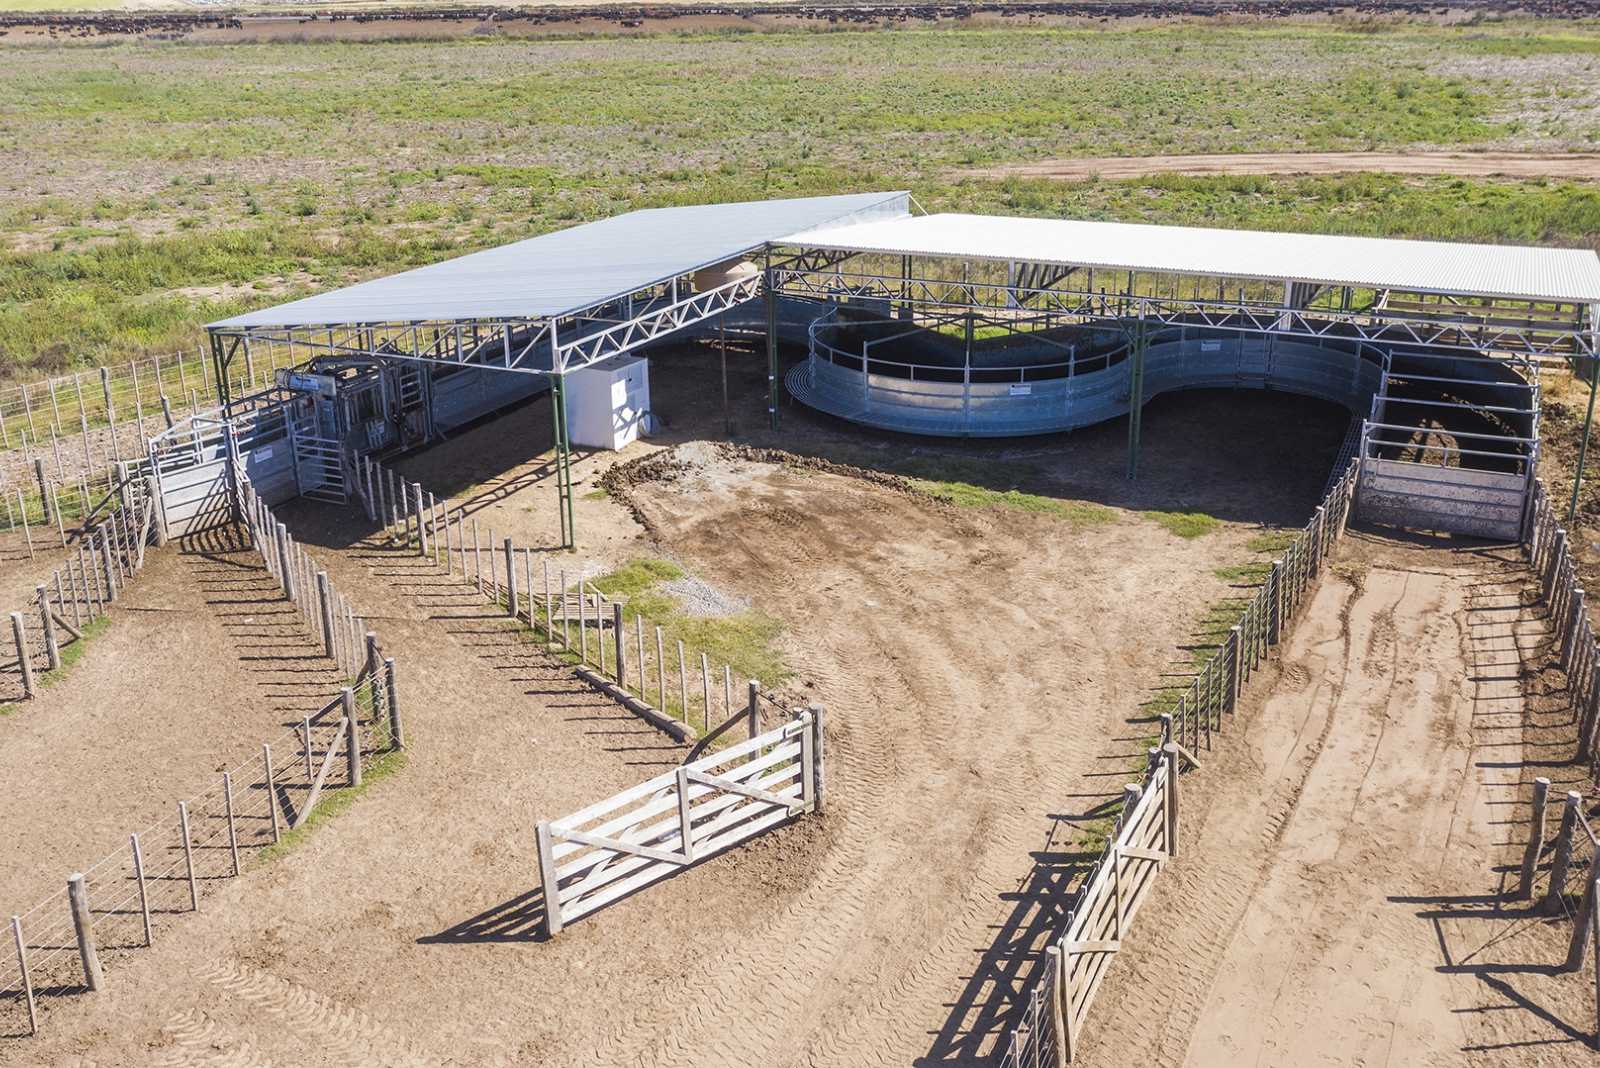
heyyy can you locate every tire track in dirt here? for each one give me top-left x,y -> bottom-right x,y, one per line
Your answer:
574,458 -> 1189,1068
190,961 -> 433,1068
154,1009 -> 276,1068
1075,541 -> 1552,1066
1080,568 -> 1362,1068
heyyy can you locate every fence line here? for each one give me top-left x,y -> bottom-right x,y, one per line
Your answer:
355,455 -> 784,742
236,474 -> 372,680
1000,458 -> 1360,1066
0,659 -> 401,1038
0,346 -> 301,477
1516,480 -> 1600,1004
536,703 -> 824,935
2,470 -> 158,704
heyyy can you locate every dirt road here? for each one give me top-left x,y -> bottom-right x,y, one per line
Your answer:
964,151 -> 1600,182
1078,533 -> 1597,1066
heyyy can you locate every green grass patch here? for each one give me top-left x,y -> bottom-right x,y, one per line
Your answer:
254,749 -> 407,866
1214,561 -> 1272,583
1146,510 -> 1222,539
911,478 -> 1117,526
4,22 -> 1600,374
1246,530 -> 1297,554
589,557 -> 789,691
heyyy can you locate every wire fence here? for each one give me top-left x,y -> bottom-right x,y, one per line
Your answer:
237,475 -> 373,681
356,454 -> 788,742
1524,479 -> 1600,778
0,660 -> 401,1039
0,347 -> 300,479
2,470 -> 158,704
999,457 -> 1360,1067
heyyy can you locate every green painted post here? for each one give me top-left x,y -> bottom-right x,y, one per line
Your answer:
765,272 -> 779,432
1126,310 -> 1148,480
550,375 -> 576,550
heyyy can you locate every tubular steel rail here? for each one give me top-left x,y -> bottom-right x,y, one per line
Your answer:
1000,458 -> 1360,1066
535,707 -> 823,936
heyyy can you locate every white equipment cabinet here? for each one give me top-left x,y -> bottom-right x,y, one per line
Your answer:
566,354 -> 651,450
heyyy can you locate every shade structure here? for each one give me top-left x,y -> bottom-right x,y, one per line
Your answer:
782,212 -> 1600,306
210,190 -> 911,330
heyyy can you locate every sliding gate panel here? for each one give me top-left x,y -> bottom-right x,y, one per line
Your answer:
1357,457 -> 1528,540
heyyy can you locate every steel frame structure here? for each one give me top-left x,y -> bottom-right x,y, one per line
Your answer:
199,211 -> 1600,543
765,246 -> 1600,476
205,270 -> 762,548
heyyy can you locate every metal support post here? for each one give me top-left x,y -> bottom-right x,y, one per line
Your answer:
1126,308 -> 1148,480
550,374 -> 576,550
765,266 -> 780,431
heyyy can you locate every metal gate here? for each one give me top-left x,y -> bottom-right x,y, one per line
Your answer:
1353,351 -> 1537,541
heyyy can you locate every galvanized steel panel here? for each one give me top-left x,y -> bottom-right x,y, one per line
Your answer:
1357,458 -> 1526,540
211,193 -> 910,329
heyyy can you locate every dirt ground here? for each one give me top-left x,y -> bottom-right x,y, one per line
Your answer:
964,150 -> 1600,182
0,530 -> 350,920
0,339 -> 1353,1065
1079,532 -> 1599,1066
0,528 -> 70,615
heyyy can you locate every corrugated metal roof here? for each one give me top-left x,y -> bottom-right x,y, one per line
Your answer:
210,191 -> 910,330
782,213 -> 1600,305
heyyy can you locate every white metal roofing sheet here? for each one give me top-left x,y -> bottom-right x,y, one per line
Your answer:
781,213 -> 1600,306
210,191 -> 911,330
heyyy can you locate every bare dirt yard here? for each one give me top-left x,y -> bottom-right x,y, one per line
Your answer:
0,339 -> 1358,1065
10,341 -> 1590,1065
964,151 -> 1600,182
1079,532 -> 1599,1066
0,530 -> 350,930
0,528 -> 70,615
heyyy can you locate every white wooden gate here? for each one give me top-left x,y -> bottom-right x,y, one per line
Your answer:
535,709 -> 822,935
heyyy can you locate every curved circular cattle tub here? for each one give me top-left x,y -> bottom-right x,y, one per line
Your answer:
786,307 -> 1392,438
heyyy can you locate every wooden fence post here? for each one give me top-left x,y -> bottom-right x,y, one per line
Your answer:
12,915 -> 37,1036
536,821 -> 563,937
1050,939 -> 1075,1065
504,538 -> 519,618
1543,791 -> 1582,916
98,525 -> 117,602
1564,854 -> 1600,972
264,743 -> 281,844
343,688 -> 361,787
612,602 -> 626,685
178,800 -> 198,910
130,832 -> 151,945
223,772 -> 240,876
1163,742 -> 1180,858
810,703 -> 827,815
67,873 -> 103,991
412,483 -> 427,557
1519,777 -> 1551,899
316,572 -> 335,660
385,658 -> 403,750
36,585 -> 59,672
1228,625 -> 1243,712
10,612 -> 35,699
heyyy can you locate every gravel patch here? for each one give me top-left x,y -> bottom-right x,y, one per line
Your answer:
661,572 -> 750,618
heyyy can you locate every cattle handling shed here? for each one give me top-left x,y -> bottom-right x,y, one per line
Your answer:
190,192 -> 1600,549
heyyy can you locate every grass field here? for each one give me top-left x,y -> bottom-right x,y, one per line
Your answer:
1,20 -> 1599,375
